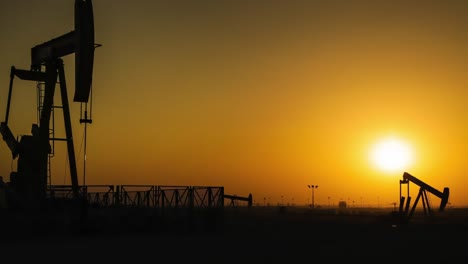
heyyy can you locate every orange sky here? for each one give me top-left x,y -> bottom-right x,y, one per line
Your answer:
0,0 -> 467,207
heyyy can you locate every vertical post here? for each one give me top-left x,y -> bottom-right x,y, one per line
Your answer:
37,61 -> 58,206
407,181 -> 410,199
405,196 -> 412,214
83,119 -> 87,186
399,196 -> 406,213
155,186 -> 160,208
399,180 -> 402,201
220,187 -> 224,208
114,185 -> 120,206
208,187 -> 213,207
188,187 -> 194,209
4,66 -> 15,124
175,189 -> 179,208
146,190 -> 150,207
80,107 -> 92,188
312,189 -> 314,208
308,185 -> 318,208
57,59 -> 80,200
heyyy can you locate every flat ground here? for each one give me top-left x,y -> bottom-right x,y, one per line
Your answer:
1,206 -> 468,262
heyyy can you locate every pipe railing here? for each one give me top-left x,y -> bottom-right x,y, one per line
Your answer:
47,185 -> 225,209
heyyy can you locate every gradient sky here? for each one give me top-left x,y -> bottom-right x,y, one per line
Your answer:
0,0 -> 467,207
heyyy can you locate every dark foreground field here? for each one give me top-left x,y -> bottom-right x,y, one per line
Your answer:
1,206 -> 468,262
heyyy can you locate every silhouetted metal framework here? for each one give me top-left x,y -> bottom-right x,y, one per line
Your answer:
0,0 -> 98,209
399,172 -> 449,222
47,185 -> 225,209
224,193 -> 253,207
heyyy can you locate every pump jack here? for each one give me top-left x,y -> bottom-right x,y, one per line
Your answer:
0,0 -> 97,210
399,172 -> 449,223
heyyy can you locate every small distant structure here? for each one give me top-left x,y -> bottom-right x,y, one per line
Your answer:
338,200 -> 347,209
224,193 -> 253,207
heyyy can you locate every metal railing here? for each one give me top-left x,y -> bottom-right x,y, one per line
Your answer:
47,185 -> 225,209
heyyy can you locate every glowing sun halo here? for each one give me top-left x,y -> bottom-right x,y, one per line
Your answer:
370,138 -> 413,172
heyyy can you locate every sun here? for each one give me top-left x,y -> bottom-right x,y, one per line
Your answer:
370,137 -> 413,173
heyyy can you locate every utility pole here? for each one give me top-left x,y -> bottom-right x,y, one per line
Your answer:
307,185 -> 318,208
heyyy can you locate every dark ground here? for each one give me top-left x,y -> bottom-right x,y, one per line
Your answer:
1,206 -> 468,263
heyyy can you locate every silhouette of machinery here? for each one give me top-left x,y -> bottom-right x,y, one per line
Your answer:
224,193 -> 253,207
0,1 -> 239,235
399,172 -> 449,222
0,0 -> 98,209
